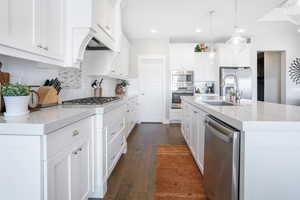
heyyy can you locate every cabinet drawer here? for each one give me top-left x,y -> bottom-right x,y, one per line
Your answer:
106,118 -> 125,143
107,132 -> 125,173
103,105 -> 126,126
47,118 -> 91,159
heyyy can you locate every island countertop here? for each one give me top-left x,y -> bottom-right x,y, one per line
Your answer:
182,96 -> 300,131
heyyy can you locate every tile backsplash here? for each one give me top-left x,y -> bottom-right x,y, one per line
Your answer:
0,55 -> 118,100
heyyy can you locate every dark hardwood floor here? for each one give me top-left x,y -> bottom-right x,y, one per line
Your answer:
103,123 -> 186,200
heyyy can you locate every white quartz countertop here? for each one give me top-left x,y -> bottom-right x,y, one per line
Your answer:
0,95 -> 137,135
182,96 -> 300,131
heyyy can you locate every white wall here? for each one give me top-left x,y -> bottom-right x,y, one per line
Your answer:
130,39 -> 170,78
0,55 -> 118,101
249,22 -> 300,105
264,52 -> 282,103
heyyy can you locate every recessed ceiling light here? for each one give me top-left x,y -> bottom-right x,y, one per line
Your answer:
150,29 -> 158,33
195,28 -> 202,33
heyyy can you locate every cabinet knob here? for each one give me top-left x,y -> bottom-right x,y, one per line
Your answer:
73,130 -> 80,137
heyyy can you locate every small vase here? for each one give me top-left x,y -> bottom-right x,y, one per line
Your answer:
115,85 -> 124,95
4,96 -> 30,117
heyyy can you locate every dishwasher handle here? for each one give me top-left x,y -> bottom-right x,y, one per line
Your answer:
205,118 -> 239,144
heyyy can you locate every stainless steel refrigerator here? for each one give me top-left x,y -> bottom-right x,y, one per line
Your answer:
220,67 -> 252,99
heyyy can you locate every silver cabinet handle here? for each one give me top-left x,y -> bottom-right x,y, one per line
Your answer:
73,130 -> 80,137
43,46 -> 48,51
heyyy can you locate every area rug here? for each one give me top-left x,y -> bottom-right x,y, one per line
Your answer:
155,145 -> 207,200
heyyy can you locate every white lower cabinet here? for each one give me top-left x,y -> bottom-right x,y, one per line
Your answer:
47,150 -> 71,200
0,100 -> 135,200
47,118 -> 92,200
182,101 -> 207,174
71,142 -> 90,200
91,103 -> 127,198
125,96 -> 138,138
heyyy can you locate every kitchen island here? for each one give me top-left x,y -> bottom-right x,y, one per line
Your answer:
182,96 -> 300,200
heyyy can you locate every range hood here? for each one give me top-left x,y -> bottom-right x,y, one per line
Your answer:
64,0 -> 122,68
86,38 -> 111,51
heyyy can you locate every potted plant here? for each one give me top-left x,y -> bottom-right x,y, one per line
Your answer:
1,84 -> 31,116
115,80 -> 130,95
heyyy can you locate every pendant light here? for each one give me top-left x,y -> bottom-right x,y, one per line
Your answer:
209,10 -> 216,59
227,0 -> 247,46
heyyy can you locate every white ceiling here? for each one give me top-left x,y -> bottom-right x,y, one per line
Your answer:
260,0 -> 300,25
122,0 -> 284,42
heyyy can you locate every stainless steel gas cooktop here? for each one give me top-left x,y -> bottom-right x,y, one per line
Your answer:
63,97 -> 120,105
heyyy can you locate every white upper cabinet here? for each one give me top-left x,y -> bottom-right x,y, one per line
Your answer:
169,43 -> 195,70
0,0 -> 123,67
94,0 -> 107,31
0,0 -> 39,53
93,0 -> 115,40
169,43 -> 218,82
193,52 -> 218,82
39,0 -> 64,60
217,43 -> 251,67
0,0 -> 64,65
120,35 -> 130,77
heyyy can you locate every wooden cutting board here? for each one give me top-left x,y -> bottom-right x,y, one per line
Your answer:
0,72 -> 10,85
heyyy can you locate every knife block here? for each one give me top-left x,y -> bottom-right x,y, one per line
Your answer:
37,86 -> 59,107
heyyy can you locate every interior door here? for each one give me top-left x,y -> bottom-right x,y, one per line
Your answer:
138,57 -> 164,123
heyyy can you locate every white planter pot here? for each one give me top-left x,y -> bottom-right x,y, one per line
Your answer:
4,96 -> 30,117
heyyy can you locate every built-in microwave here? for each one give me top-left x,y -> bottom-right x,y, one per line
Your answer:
171,71 -> 194,91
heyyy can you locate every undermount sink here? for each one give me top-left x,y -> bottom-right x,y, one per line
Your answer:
203,101 -> 234,106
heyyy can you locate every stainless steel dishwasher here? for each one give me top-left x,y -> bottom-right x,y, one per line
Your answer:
204,115 -> 240,200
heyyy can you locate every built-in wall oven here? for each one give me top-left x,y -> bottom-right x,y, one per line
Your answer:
204,115 -> 240,200
172,92 -> 193,109
171,71 -> 194,109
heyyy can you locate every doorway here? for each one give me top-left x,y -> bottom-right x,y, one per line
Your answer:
257,51 -> 286,103
138,56 -> 166,123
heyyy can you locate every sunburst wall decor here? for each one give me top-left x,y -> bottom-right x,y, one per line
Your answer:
289,58 -> 300,84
